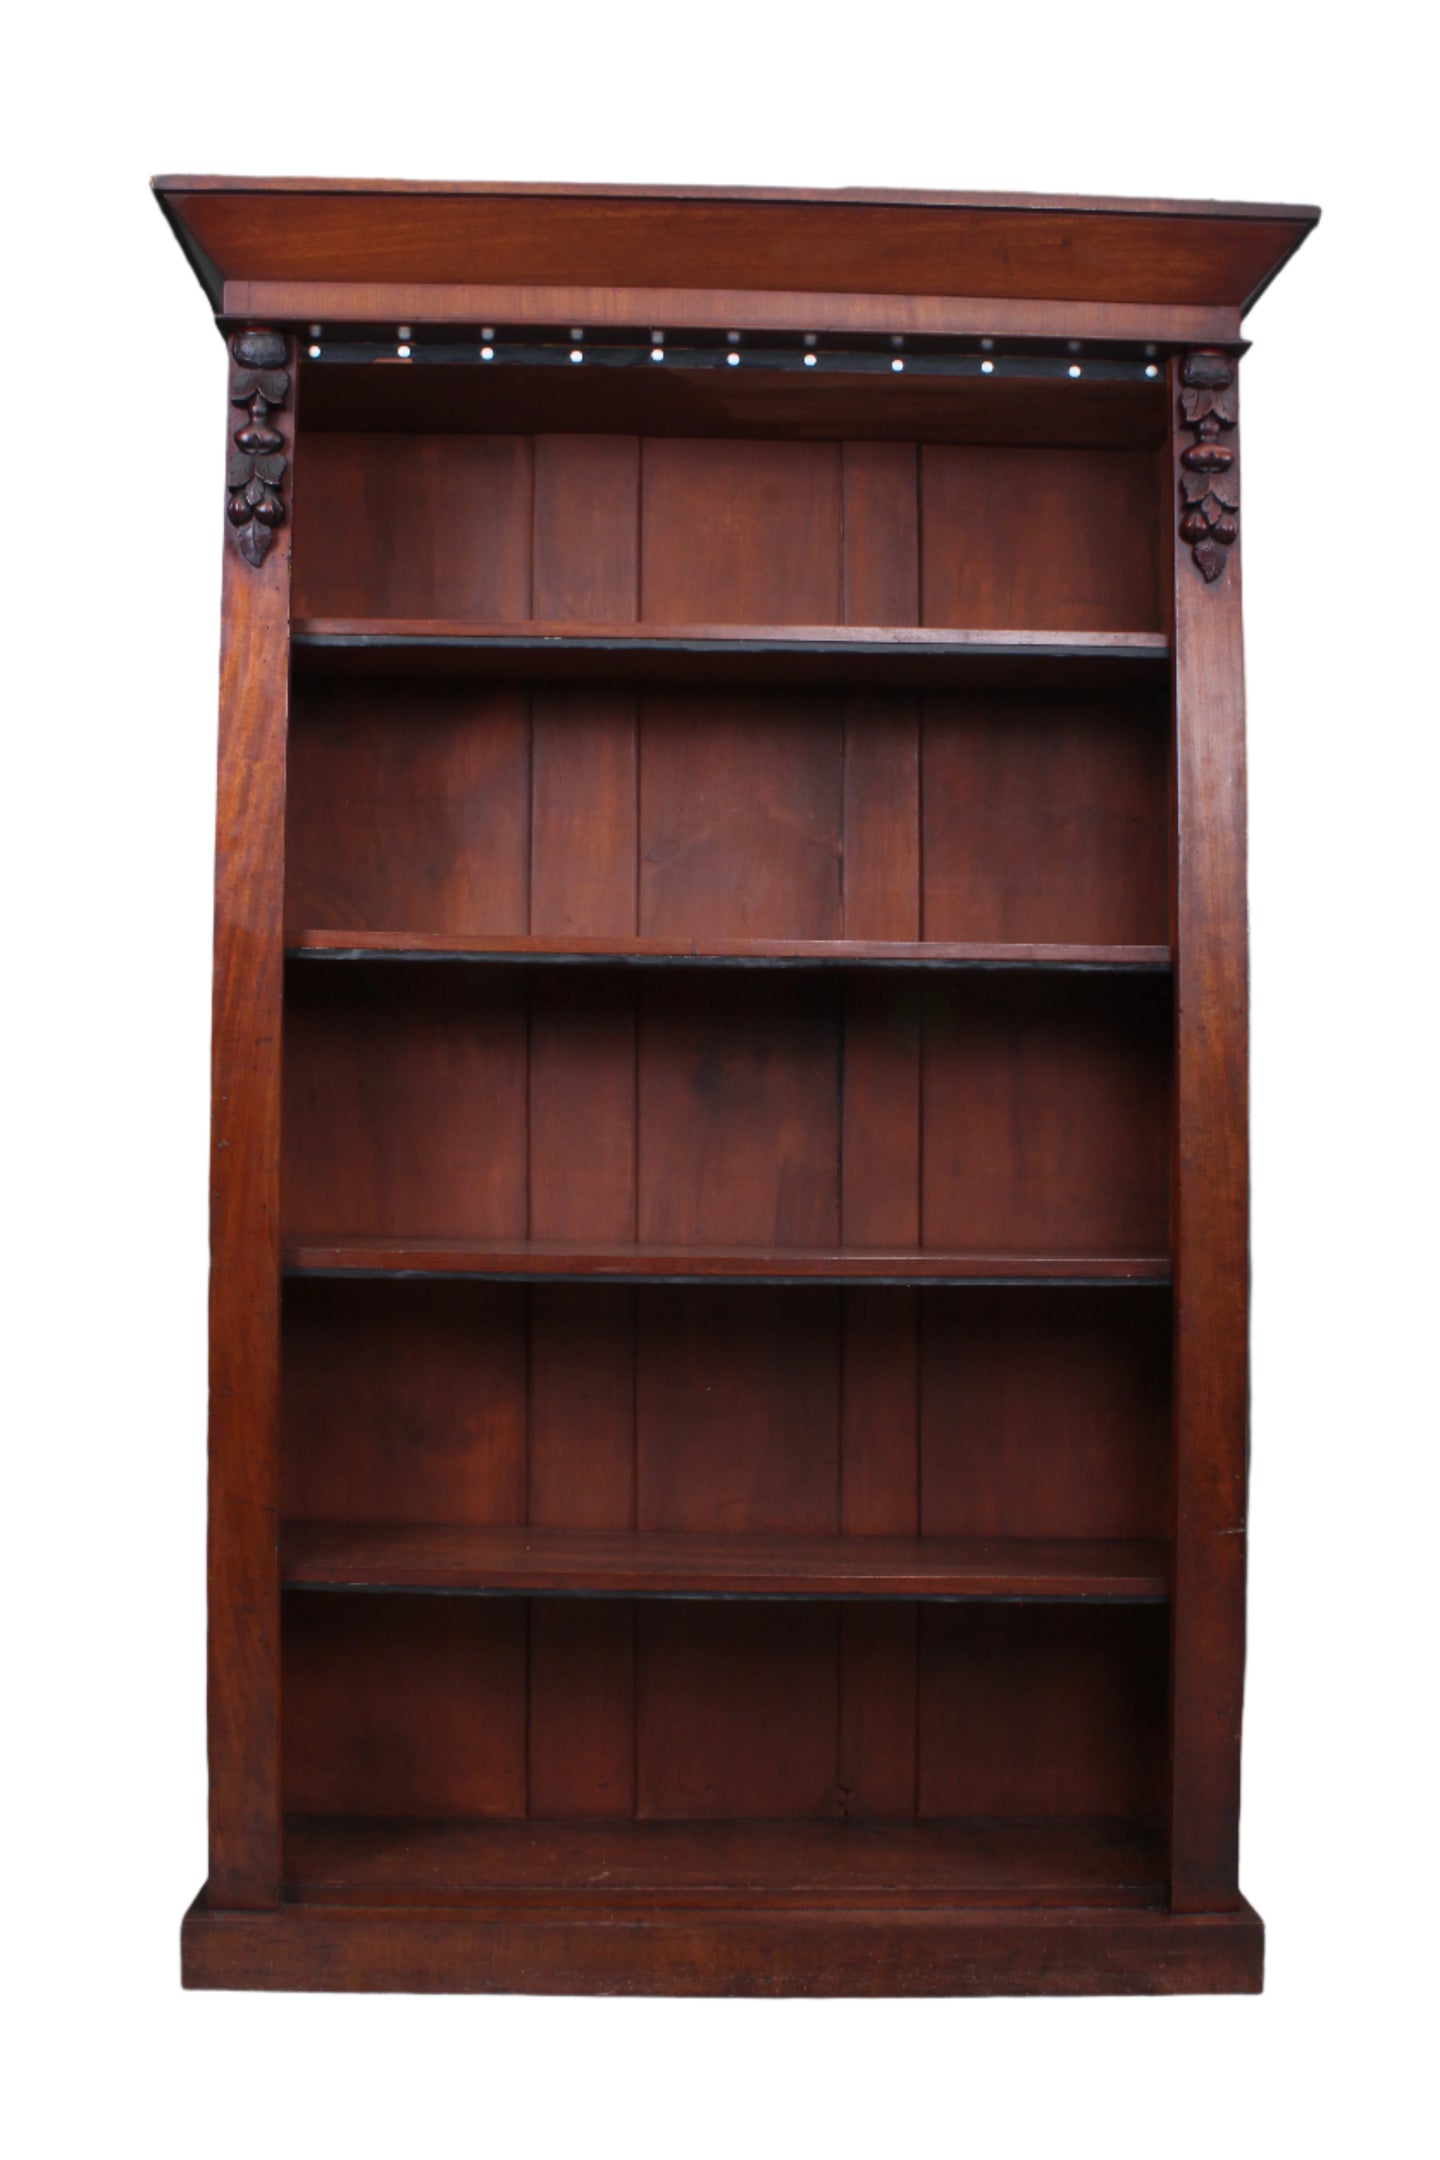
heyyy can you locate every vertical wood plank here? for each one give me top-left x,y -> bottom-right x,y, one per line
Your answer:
640,440 -> 842,623
281,1279 -> 527,1526
919,974 -> 1171,1257
636,1287 -> 839,1533
208,333 -> 295,1906
638,691 -> 843,940
919,1606 -> 1168,1820
528,1287 -> 636,1527
841,978 -> 921,1248
637,974 -> 840,1248
532,435 -> 640,620
920,690 -> 1169,946
282,1593 -> 527,1818
842,696 -> 920,940
528,1286 -> 637,1820
529,1603 -> 637,1820
528,974 -> 637,1241
285,681 -> 531,937
839,1287 -> 919,1821
291,434 -> 533,618
841,1290 -> 919,1533
919,1287 -> 1170,1540
526,393 -> 642,1836
636,1604 -> 840,1819
839,1604 -> 918,1821
530,438 -> 641,940
282,965 -> 529,1239
842,441 -> 919,626
531,690 -> 638,937
920,446 -> 1162,632
1167,353 -> 1250,1911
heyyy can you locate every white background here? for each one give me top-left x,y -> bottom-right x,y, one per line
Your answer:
7,5 -> 1433,2153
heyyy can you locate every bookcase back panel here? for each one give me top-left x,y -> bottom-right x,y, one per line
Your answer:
281,1591 -> 1168,1825
299,358 -> 1171,456
291,430 -> 1162,632
281,1279 -> 1170,1541
917,1604 -> 1167,1818
286,678 -> 1169,946
282,964 -> 1171,1255
283,1591 -> 528,1819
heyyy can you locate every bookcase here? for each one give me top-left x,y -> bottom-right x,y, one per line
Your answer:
158,177 -> 1317,1994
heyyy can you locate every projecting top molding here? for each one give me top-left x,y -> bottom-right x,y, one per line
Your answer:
153,176 -> 1319,349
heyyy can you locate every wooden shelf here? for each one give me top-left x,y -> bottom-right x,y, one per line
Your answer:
282,1237 -> 1172,1284
281,1524 -> 1169,1601
281,1814 -> 1168,1910
291,620 -> 1171,690
290,931 -> 1173,971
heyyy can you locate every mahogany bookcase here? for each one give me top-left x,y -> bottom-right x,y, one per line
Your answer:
157,176 -> 1316,1995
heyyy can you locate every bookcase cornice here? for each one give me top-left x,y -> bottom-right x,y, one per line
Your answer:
154,175 -> 1318,342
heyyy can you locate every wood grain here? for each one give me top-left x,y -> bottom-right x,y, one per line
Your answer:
921,448 -> 1162,633
280,1277 -> 1170,1549
636,1602 -> 840,1819
290,933 -> 1172,969
1167,355 -> 1251,1911
292,621 -> 1171,694
919,1604 -> 1169,1820
154,175 -> 1317,313
280,1813 -> 1168,1906
281,1523 -> 1170,1600
297,363 -> 1176,457
281,1592 -> 526,1818
284,679 -> 530,937
281,1277 -> 526,1525
206,333 -> 295,1907
640,440 -> 843,624
182,1893 -> 1265,1996
920,691 -> 1169,946
282,1239 -> 1171,1283
291,436 -> 533,620
920,1287 -> 1171,1540
225,276 -> 1246,349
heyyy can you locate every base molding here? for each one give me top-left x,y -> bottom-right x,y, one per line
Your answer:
182,1891 -> 1263,1996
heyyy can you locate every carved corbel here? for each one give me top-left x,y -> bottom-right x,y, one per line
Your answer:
226,330 -> 290,567
1177,350 -> 1239,584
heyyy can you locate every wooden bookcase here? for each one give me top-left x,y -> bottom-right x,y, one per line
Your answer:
158,177 -> 1316,1995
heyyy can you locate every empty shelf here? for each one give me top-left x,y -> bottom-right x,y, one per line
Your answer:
281,1524 -> 1170,1602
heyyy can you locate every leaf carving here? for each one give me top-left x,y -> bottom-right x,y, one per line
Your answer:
225,330 -> 289,568
234,517 -> 273,567
1180,384 -> 1238,430
1179,350 -> 1240,585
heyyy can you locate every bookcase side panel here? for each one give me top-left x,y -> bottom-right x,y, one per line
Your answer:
1167,348 -> 1249,1910
207,330 -> 297,1906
